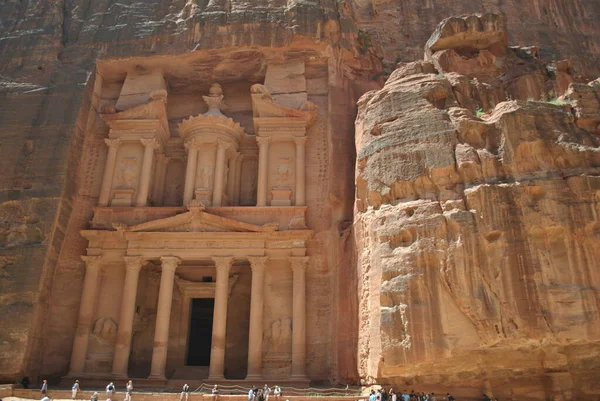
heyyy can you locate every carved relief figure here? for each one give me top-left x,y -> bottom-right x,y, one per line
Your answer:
92,317 -> 118,343
198,165 -> 213,189
268,317 -> 292,359
275,157 -> 292,187
115,158 -> 138,189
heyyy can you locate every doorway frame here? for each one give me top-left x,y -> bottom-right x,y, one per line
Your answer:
175,276 -> 239,370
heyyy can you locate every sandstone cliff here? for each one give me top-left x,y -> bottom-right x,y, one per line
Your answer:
0,0 -> 599,396
355,14 -> 600,401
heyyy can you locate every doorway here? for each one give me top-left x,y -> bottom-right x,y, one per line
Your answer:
186,298 -> 215,366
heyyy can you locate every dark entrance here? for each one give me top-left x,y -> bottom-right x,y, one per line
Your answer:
187,298 -> 215,366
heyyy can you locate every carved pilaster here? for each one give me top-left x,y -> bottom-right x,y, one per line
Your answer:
99,139 -> 121,206
246,256 -> 269,380
256,137 -> 271,206
289,256 -> 309,379
209,256 -> 234,379
148,256 -> 181,379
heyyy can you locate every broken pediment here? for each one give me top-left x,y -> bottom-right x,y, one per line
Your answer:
113,208 -> 279,233
100,90 -> 169,142
250,84 -> 318,133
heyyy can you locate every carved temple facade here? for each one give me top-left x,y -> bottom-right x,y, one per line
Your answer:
66,72 -> 320,384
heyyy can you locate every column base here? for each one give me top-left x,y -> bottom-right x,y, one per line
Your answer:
289,374 -> 310,383
207,375 -> 225,381
64,371 -> 83,379
147,374 -> 167,381
111,373 -> 128,380
244,374 -> 263,382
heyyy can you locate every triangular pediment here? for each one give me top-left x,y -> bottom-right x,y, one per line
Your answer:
115,209 -> 278,233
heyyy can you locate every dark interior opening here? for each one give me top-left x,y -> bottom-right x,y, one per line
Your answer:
187,298 -> 215,366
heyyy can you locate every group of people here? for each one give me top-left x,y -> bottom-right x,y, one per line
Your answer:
368,389 -> 499,401
368,388 -> 457,401
37,379 -> 134,401
33,379 -> 496,401
246,384 -> 282,401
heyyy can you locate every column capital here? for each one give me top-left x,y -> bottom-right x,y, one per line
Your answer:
104,138 -> 121,148
256,136 -> 271,146
141,137 -> 161,149
124,256 -> 146,272
293,136 -> 307,146
160,256 -> 181,272
216,139 -> 231,150
184,138 -> 199,151
248,256 -> 269,272
289,256 -> 309,272
81,255 -> 103,270
211,256 -> 234,271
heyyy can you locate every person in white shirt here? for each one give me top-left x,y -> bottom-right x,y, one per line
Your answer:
106,382 -> 115,401
41,396 -> 51,401
273,386 -> 281,399
124,381 -> 133,401
211,385 -> 219,401
72,381 -> 80,399
263,385 -> 271,401
180,384 -> 190,401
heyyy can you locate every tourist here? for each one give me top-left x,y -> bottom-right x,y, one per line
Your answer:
483,395 -> 491,401
369,390 -> 377,401
273,386 -> 281,399
180,384 -> 190,401
263,384 -> 271,401
41,396 -> 51,401
124,380 -> 133,401
430,393 -> 437,401
72,380 -> 80,399
211,385 -> 219,401
41,380 -> 48,396
381,389 -> 388,401
401,391 -> 409,401
446,394 -> 455,401
106,382 -> 115,400
21,377 -> 30,389
91,393 -> 99,401
248,388 -> 254,401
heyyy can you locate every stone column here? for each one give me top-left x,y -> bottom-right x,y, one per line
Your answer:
98,138 -> 120,206
148,256 -> 181,379
256,137 -> 270,206
68,256 -> 103,376
289,256 -> 309,379
208,256 -> 233,380
112,256 -> 144,377
183,139 -> 199,206
233,155 -> 244,206
136,138 -> 160,207
226,153 -> 239,203
246,256 -> 268,380
157,156 -> 170,205
212,141 -> 229,207
293,137 -> 307,206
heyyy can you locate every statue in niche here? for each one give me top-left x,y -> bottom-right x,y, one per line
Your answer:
269,317 -> 292,358
197,165 -> 213,189
165,179 -> 183,206
115,158 -> 138,189
275,157 -> 292,187
92,317 -> 118,343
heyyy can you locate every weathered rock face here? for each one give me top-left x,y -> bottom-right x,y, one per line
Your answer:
355,14 -> 600,401
0,0 -> 599,397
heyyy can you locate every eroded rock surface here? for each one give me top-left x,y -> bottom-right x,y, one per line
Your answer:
355,14 -> 600,401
